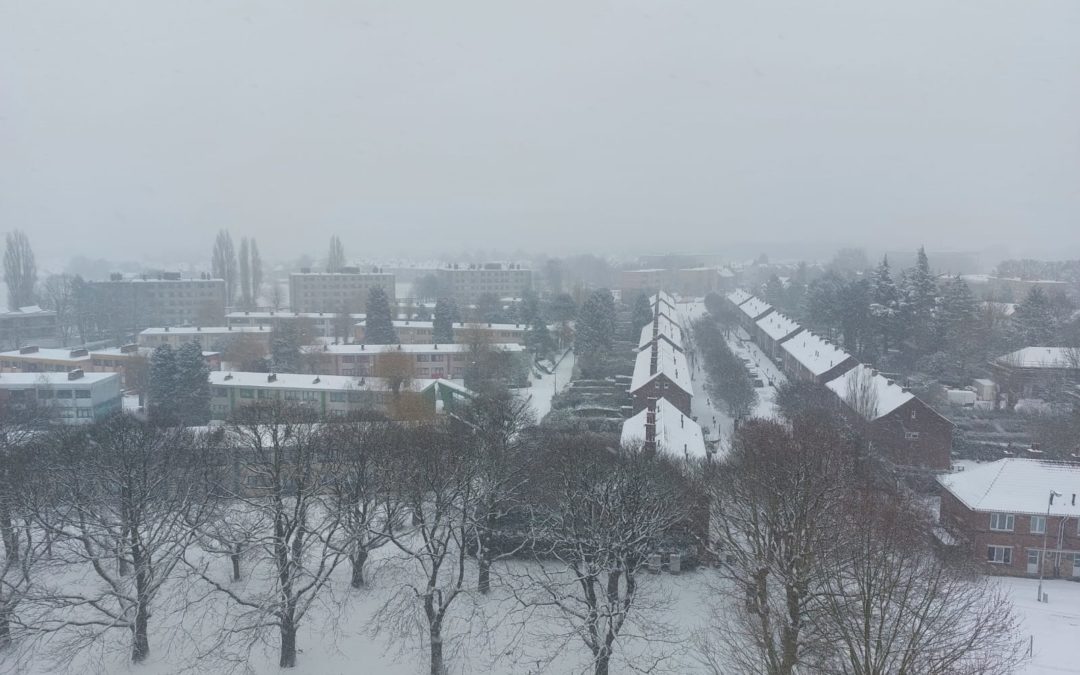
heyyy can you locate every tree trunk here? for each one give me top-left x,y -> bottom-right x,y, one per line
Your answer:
231,543 -> 242,582
429,624 -> 444,675
594,652 -> 610,675
477,554 -> 490,595
279,616 -> 297,668
131,600 -> 150,662
0,506 -> 18,565
350,549 -> 368,589
0,610 -> 10,650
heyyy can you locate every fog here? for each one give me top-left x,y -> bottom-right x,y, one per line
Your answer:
3,0 -> 1079,266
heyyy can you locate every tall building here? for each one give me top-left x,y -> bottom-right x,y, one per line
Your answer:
288,269 -> 396,313
434,263 -> 532,305
84,275 -> 227,338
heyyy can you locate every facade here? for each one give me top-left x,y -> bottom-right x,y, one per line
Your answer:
959,275 -> 1072,301
991,347 -> 1080,403
85,276 -> 227,334
138,325 -> 274,352
620,269 -> 667,298
629,339 -> 693,416
0,370 -> 122,424
0,346 -> 92,373
826,364 -> 954,471
638,315 -> 684,353
288,271 -> 396,313
226,310 -> 366,338
208,371 -> 471,421
725,289 -> 752,309
353,320 -> 531,345
938,459 -> 1080,578
780,331 -> 857,384
754,312 -> 803,360
0,306 -> 58,349
434,264 -> 532,305
306,342 -> 527,380
735,297 -> 773,333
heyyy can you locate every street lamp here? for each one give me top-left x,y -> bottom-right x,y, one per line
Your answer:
1037,489 -> 1063,602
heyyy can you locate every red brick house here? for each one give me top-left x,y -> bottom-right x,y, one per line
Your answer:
630,339 -> 693,416
826,364 -> 953,471
780,331 -> 857,384
938,459 -> 1080,578
753,312 -> 803,361
735,296 -> 773,334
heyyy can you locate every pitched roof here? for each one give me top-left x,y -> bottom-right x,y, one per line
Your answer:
825,364 -> 914,420
650,291 -> 677,310
756,312 -> 802,342
638,316 -> 684,351
781,331 -> 854,377
621,398 -> 706,460
937,459 -> 1080,516
995,347 -> 1080,369
726,289 -> 752,306
630,339 -> 692,396
738,297 -> 773,320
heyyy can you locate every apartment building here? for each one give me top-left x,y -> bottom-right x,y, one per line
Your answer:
0,306 -> 58,349
85,275 -> 227,334
288,270 -> 396,313
208,371 -> 471,421
306,343 -> 527,380
138,325 -> 273,352
353,320 -> 531,345
0,370 -> 122,424
434,264 -> 532,305
226,310 -> 366,338
0,346 -> 92,373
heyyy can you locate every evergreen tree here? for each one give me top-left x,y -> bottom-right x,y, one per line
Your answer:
1012,288 -> 1057,346
869,256 -> 899,354
575,289 -> 616,377
474,293 -> 505,324
327,235 -> 346,272
549,293 -> 578,322
938,276 -> 977,343
433,297 -> 458,343
271,322 -> 304,373
901,247 -> 939,354
147,346 -> 179,426
364,286 -> 397,344
526,316 -> 555,359
3,230 -> 37,310
175,342 -> 211,424
838,278 -> 873,358
763,275 -> 785,309
517,290 -> 541,327
629,293 -> 652,336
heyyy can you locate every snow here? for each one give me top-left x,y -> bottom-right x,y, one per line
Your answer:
630,339 -> 693,397
825,363 -> 914,420
227,310 -> 366,320
1002,576 -> 1080,675
937,459 -> 1080,517
519,349 -> 575,419
650,291 -> 677,310
755,311 -> 802,342
0,347 -> 92,363
140,326 -> 271,335
781,331 -> 854,377
209,371 -> 450,393
726,327 -> 786,420
726,289 -> 752,307
621,398 -> 706,459
309,343 -> 525,354
638,316 -> 684,352
0,371 -> 119,385
737,296 -> 772,320
996,347 -> 1080,369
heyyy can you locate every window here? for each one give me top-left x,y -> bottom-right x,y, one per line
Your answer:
989,513 -> 1015,532
239,388 -> 254,399
258,390 -> 272,399
910,409 -> 917,420
904,431 -> 920,440
76,409 -> 93,419
283,390 -> 300,400
302,391 -> 318,401
37,389 -> 54,399
987,545 -> 1012,565
213,387 -> 228,398
55,390 -> 74,399
75,390 -> 91,399
329,392 -> 345,402
1030,515 -> 1046,535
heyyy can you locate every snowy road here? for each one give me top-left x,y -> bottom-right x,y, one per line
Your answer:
519,349 -> 576,420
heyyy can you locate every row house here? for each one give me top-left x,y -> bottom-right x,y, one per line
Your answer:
0,306 -> 58,349
735,296 -> 773,333
629,338 -> 693,416
938,459 -> 1080,578
227,311 -> 366,338
0,346 -> 91,373
753,311 -> 803,360
725,289 -> 752,311
826,364 -> 954,470
638,315 -> 684,353
621,397 -> 706,461
780,331 -> 857,384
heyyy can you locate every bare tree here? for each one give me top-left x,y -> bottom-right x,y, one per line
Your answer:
812,489 -> 1025,675
513,437 -> 685,675
323,415 -> 405,588
185,400 -> 344,669
702,416 -> 855,675
249,238 -> 264,307
327,235 -> 346,273
269,281 -> 285,311
3,231 -> 37,311
38,274 -> 76,345
238,237 -> 252,310
844,366 -> 880,421
212,229 -> 238,305
27,416 -> 213,663
379,421 -> 480,675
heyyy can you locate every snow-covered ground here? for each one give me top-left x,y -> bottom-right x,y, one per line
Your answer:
724,326 -> 785,420
1003,576 -> 1080,674
517,349 -> 575,420
678,301 -> 733,447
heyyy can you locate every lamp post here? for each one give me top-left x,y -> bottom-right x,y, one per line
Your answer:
1037,489 -> 1063,603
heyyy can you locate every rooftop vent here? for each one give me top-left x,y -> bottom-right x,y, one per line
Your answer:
267,373 -> 277,383
69,349 -> 88,358
67,369 -> 84,380
18,345 -> 39,355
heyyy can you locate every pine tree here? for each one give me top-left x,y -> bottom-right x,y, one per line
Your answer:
1012,288 -> 1057,346
271,322 -> 304,373
327,235 -> 346,273
763,275 -> 785,309
175,342 -> 210,424
147,345 -> 179,426
3,230 -> 37,310
938,276 -> 977,343
629,293 -> 652,335
364,286 -> 397,344
902,247 -> 939,354
869,256 -> 899,354
433,297 -> 458,344
526,316 -> 554,359
475,293 -> 505,324
575,289 -> 616,377
549,293 -> 578,322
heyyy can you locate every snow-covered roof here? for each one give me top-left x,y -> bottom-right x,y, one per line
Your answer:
0,347 -> 91,362
308,343 -> 525,355
227,311 -> 366,320
781,332 -> 854,377
356,320 -> 529,331
209,371 -> 446,393
140,326 -> 271,335
938,459 -> 1080,516
755,312 -> 802,342
638,316 -> 683,351
0,305 -> 54,317
630,340 -> 693,396
825,363 -> 914,420
995,347 -> 1080,370
726,289 -> 752,306
738,297 -> 772,320
621,399 -> 706,460
649,291 -> 677,310
0,372 -> 119,386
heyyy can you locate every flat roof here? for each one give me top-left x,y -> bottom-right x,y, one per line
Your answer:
0,348 -> 91,362
210,371 -> 447,392
307,343 -> 525,354
140,326 -> 271,335
0,372 -> 119,386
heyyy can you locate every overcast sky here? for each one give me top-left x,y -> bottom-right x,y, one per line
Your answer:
2,0 -> 1078,268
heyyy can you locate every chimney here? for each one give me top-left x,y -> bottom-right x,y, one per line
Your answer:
644,399 -> 657,453
19,345 -> 39,354
164,326 -> 170,332
69,348 -> 88,358
224,373 -> 233,380
67,369 -> 84,380
267,373 -> 277,382
120,344 -> 137,354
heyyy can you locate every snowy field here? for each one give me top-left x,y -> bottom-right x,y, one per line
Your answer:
14,555 -> 1079,675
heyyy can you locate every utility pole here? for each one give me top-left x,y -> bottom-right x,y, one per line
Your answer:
1037,489 -> 1062,602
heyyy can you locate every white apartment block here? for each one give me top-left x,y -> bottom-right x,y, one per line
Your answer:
0,370 -> 122,424
289,271 -> 396,313
435,264 -> 532,304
